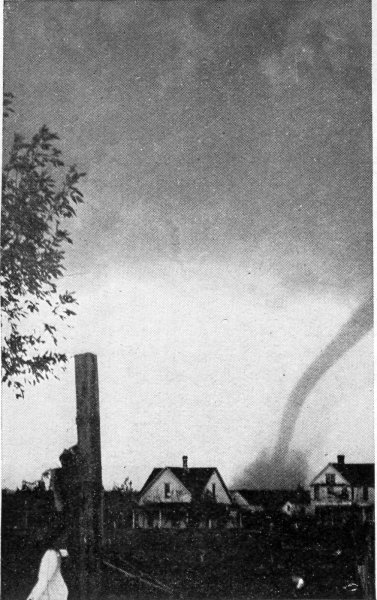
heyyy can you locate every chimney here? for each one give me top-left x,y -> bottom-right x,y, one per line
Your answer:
337,455 -> 345,465
182,455 -> 188,471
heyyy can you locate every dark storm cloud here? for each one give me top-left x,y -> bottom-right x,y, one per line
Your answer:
4,0 -> 372,294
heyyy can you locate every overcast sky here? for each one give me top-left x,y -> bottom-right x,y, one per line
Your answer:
2,0 -> 373,490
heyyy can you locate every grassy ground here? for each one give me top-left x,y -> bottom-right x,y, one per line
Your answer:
102,525 -> 364,599
2,521 -> 370,599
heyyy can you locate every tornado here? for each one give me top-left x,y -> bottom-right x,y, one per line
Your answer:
273,296 -> 373,464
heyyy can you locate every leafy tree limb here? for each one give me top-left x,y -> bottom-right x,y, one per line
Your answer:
1,95 -> 85,397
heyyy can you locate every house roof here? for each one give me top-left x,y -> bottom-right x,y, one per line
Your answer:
329,463 -> 375,487
232,489 -> 310,509
139,467 -> 231,502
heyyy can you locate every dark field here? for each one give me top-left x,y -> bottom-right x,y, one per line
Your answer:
2,519 -> 373,600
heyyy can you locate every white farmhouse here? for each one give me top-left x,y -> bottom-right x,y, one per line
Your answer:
309,455 -> 374,521
135,456 -> 235,528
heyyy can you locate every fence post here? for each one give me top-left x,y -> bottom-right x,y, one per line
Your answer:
75,353 -> 103,600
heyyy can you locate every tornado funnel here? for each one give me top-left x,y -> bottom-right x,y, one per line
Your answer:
273,296 -> 373,462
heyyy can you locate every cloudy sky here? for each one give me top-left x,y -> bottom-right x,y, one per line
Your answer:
2,0 -> 373,490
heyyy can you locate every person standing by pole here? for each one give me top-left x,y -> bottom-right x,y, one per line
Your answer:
26,531 -> 69,600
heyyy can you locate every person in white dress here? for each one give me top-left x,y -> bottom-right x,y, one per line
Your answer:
27,536 -> 69,600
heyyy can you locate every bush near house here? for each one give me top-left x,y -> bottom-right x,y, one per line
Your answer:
2,488 -> 56,532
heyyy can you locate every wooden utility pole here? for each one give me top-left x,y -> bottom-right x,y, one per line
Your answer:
75,353 -> 103,600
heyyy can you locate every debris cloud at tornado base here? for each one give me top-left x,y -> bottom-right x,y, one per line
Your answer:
234,297 -> 373,490
233,448 -> 309,490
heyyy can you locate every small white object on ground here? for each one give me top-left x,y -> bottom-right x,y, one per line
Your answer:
292,575 -> 304,589
342,582 -> 359,593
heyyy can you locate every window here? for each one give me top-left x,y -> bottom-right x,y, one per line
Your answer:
363,486 -> 369,501
314,484 -> 320,500
326,473 -> 335,485
212,483 -> 216,498
164,483 -> 171,499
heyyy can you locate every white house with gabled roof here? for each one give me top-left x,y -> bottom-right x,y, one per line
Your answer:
309,455 -> 374,518
135,456 -> 236,528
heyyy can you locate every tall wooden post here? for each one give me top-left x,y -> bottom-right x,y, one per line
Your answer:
75,353 -> 103,600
